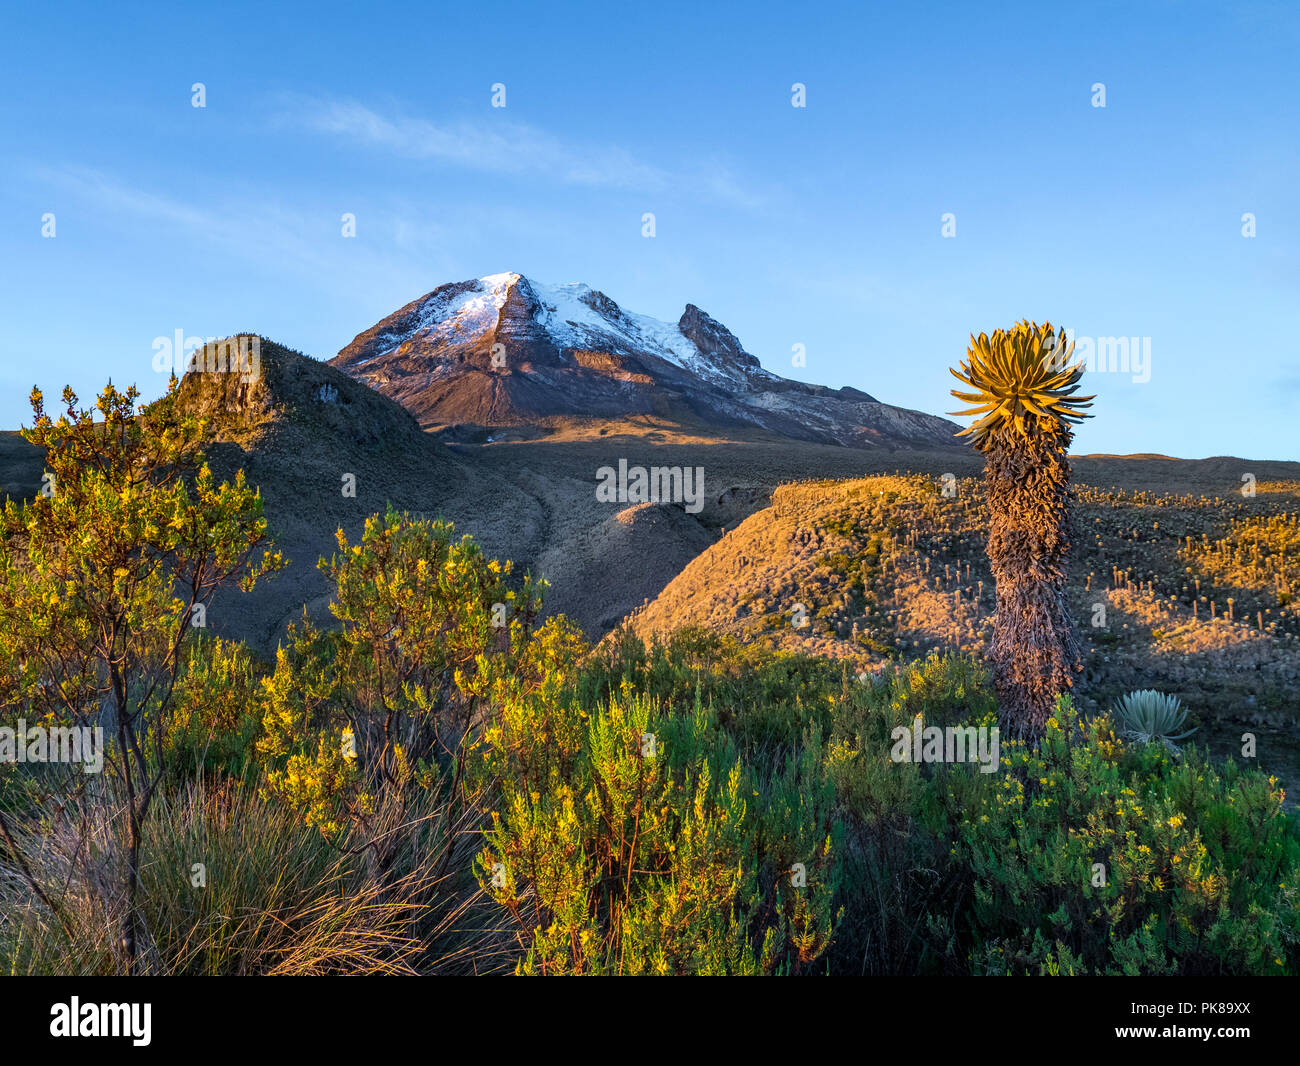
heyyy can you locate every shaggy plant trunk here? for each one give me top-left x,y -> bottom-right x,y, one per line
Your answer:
984,426 -> 1082,738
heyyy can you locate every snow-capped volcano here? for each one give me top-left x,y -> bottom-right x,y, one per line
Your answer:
329,273 -> 961,448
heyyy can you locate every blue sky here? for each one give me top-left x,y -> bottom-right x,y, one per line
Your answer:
1,0 -> 1297,459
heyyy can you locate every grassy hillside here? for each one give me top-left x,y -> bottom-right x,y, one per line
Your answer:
625,473 -> 1300,801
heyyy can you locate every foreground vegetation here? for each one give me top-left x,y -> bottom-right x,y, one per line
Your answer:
2,383 -> 1297,976
5,620 -> 1297,975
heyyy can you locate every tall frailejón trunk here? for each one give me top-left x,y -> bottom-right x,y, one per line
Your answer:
984,427 -> 1082,737
949,319 -> 1094,740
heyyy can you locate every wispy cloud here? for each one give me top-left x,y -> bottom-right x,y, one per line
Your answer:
26,164 -> 437,305
273,94 -> 767,209
34,165 -> 321,260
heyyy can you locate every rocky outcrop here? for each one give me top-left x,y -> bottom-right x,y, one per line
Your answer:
176,335 -> 424,447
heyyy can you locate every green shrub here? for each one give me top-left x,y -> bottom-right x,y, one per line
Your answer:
584,635 -> 1300,976
477,685 -> 837,975
581,626 -> 841,766
950,699 -> 1298,975
165,636 -> 266,780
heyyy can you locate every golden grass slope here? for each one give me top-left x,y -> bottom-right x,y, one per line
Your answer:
623,474 -> 1300,727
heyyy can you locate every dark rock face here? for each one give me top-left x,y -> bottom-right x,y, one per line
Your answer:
329,273 -> 963,449
677,304 -> 764,377
493,277 -> 564,369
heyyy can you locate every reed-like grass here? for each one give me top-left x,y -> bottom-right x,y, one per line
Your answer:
0,774 -> 513,976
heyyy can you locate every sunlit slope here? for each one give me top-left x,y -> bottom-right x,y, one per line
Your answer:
624,474 -> 1300,726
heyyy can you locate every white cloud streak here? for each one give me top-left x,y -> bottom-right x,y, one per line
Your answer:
276,94 -> 767,209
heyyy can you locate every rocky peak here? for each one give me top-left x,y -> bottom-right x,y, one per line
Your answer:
577,287 -> 629,328
677,304 -> 764,374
